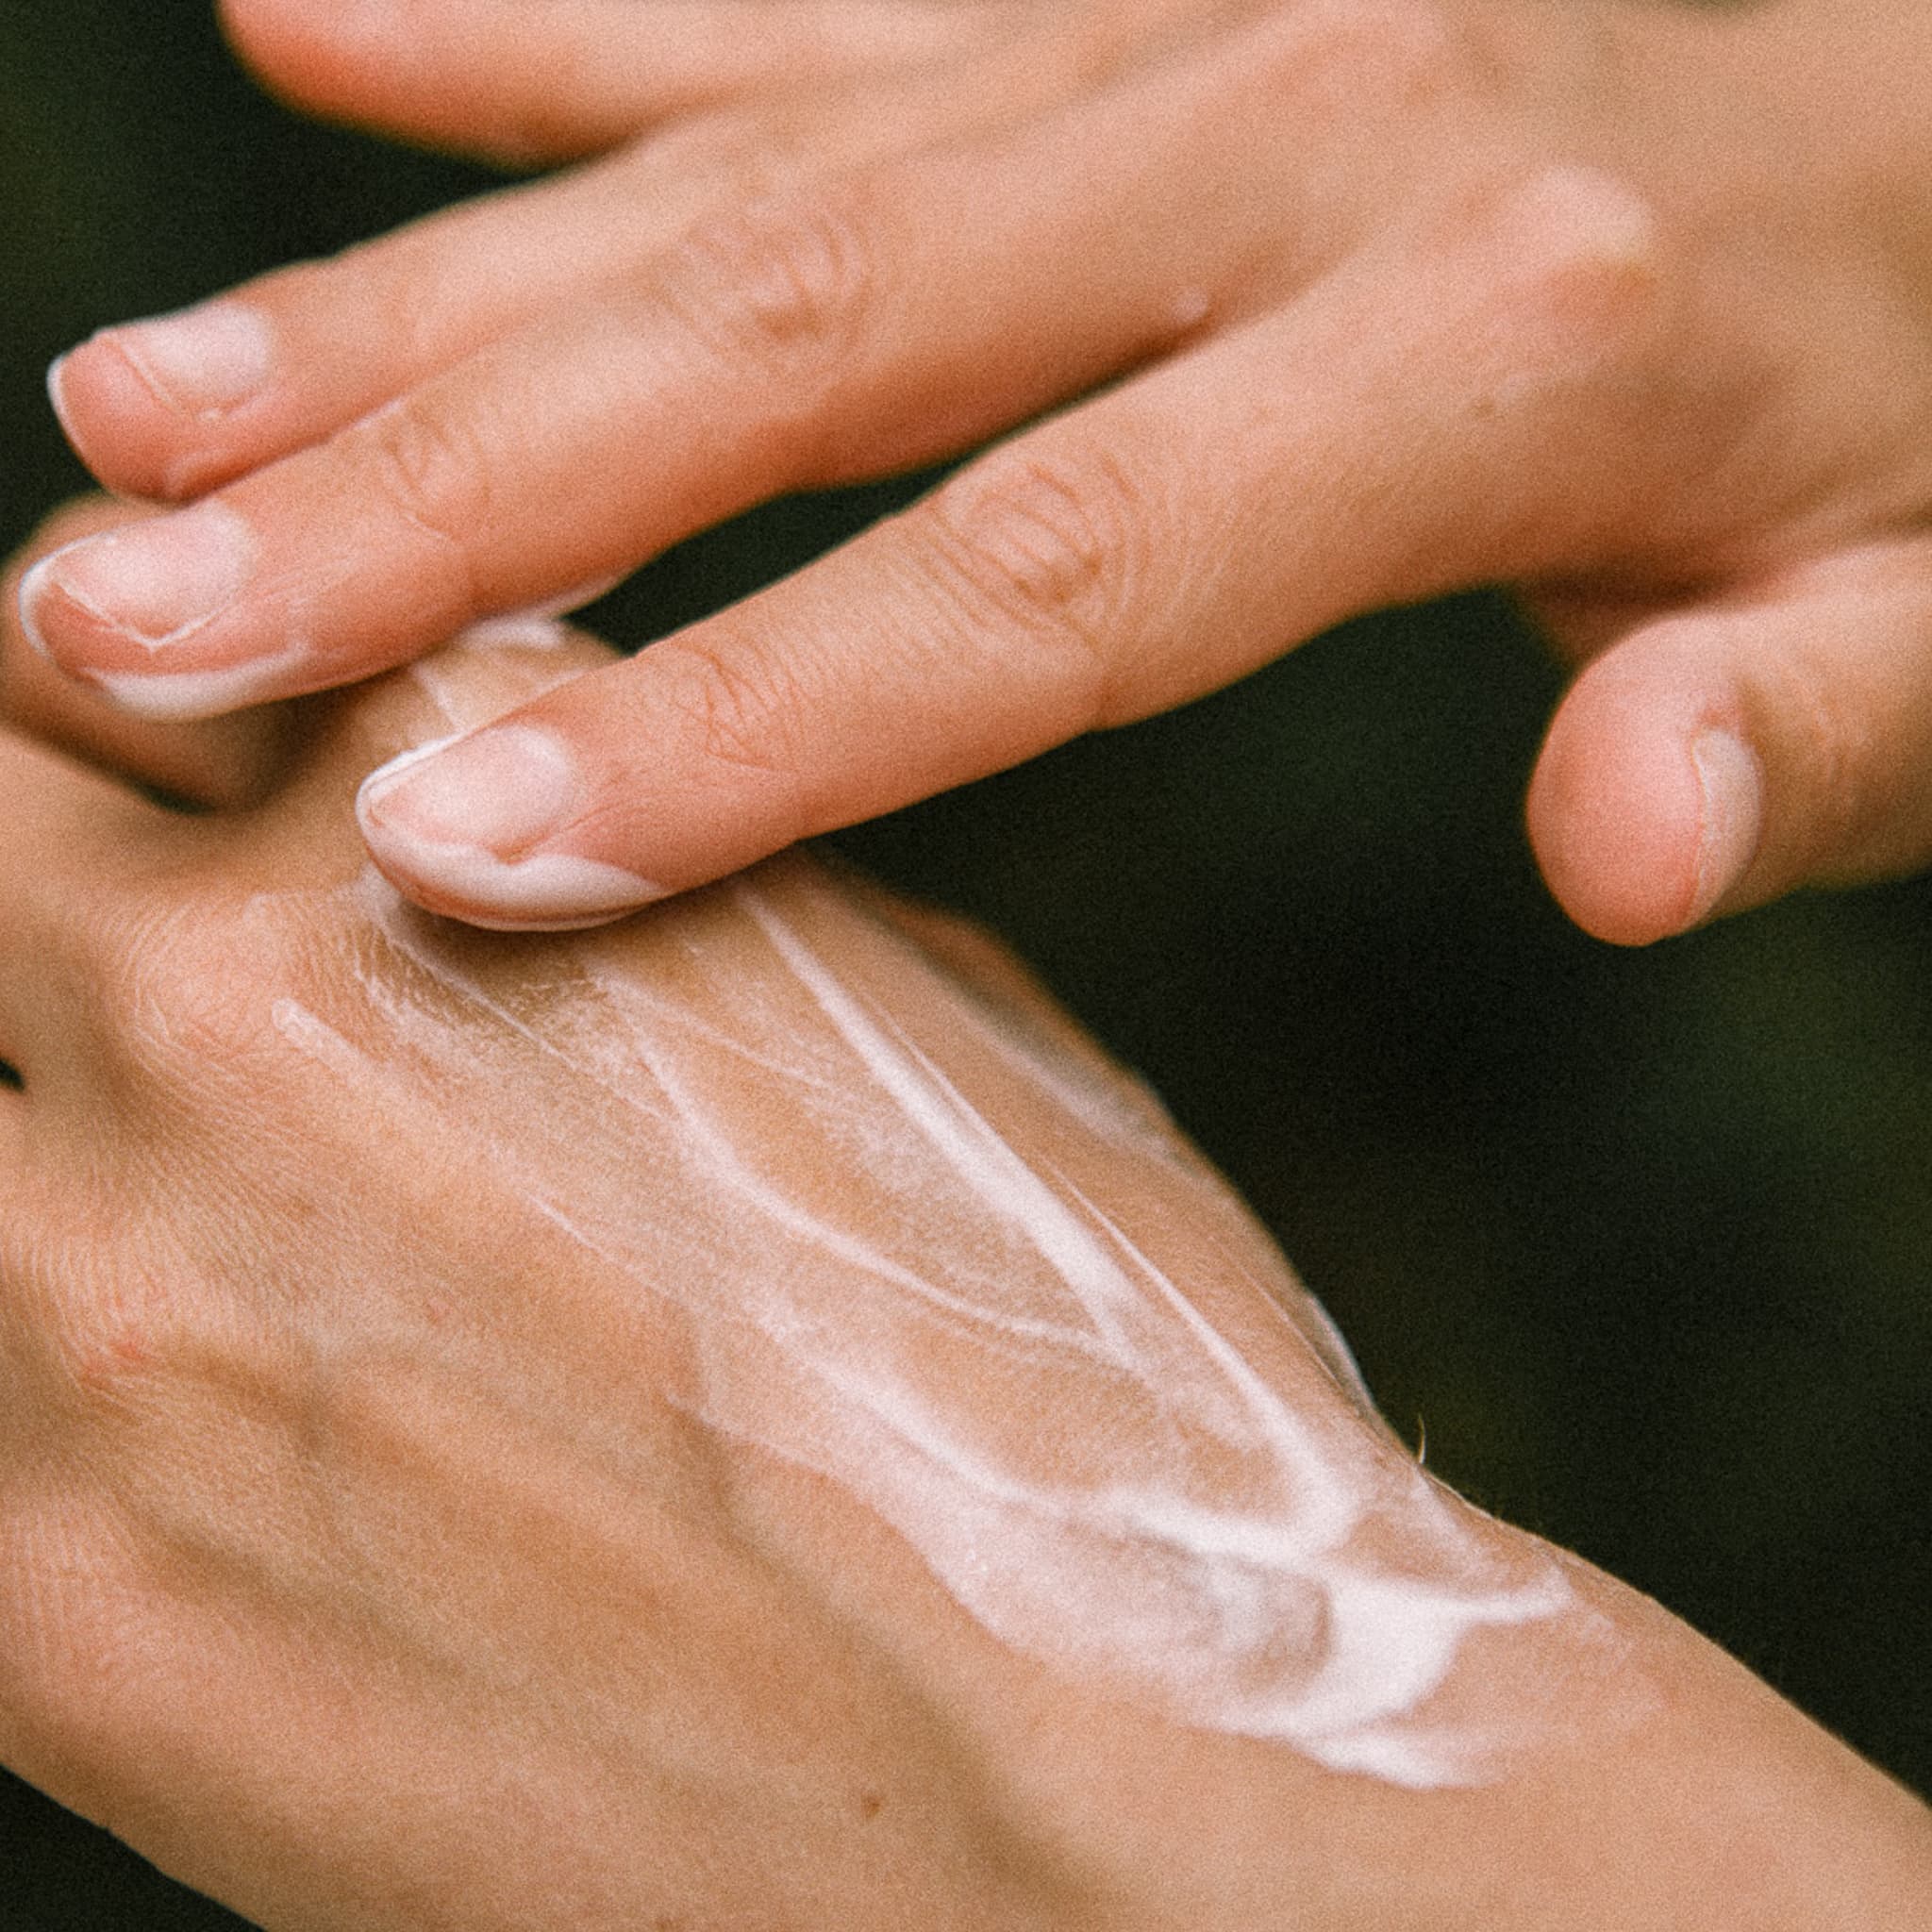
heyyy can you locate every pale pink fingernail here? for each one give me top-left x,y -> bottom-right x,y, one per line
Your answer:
44,353 -> 80,443
19,502 -> 257,652
93,304 -> 275,418
1687,728 -> 1763,925
358,725 -> 661,930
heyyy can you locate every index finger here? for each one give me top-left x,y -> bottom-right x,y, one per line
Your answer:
354,169 -> 1667,926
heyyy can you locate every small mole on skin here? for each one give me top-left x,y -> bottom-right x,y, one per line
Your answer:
858,1791 -> 884,1822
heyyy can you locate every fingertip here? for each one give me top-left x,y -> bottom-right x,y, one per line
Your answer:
51,308 -> 276,500
16,501 -> 261,682
1528,661 -> 1758,947
44,334 -> 171,497
217,0 -> 391,115
355,724 -> 665,931
6,502 -> 294,809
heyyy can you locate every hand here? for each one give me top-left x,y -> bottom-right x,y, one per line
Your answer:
22,0 -> 1932,945
3,532 -> 1932,1921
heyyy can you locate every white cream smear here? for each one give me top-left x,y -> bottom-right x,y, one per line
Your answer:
268,851 -> 1618,1790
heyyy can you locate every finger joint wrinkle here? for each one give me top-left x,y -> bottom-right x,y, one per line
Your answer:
660,184 -> 879,406
924,446 -> 1149,724
351,394 -> 496,612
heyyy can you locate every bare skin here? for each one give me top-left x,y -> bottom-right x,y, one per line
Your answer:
20,0 -> 1932,943
0,521 -> 1928,1926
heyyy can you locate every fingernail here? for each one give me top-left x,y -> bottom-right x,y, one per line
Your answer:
95,303 -> 274,418
358,725 -> 661,930
1687,728 -> 1763,925
363,725 -> 582,855
22,503 -> 257,651
44,352 -> 79,443
88,639 -> 317,721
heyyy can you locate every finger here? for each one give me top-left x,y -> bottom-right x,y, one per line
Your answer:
51,144 -> 756,504
52,37 -> 1046,508
1526,536 -> 1932,945
220,0 -> 1011,165
351,166 -> 1669,926
24,8 -> 1459,721
3,499 -> 293,809
54,0 -> 1175,507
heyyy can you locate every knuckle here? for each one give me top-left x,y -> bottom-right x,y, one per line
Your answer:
37,1264 -> 175,1432
93,896 -> 266,1074
924,441 -> 1147,712
1482,165 -> 1665,376
633,114 -> 815,208
349,391 -> 495,574
86,891 -> 318,1124
15,1208 -> 205,1497
24,903 -> 321,1443
658,180 -> 877,399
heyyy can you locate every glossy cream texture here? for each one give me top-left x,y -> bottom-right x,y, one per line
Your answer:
265,692 -> 1609,1789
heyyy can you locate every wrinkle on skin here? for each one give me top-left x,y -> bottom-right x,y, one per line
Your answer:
261,850 -> 1629,1790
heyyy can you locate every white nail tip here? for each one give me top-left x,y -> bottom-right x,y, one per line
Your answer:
88,641 -> 313,720
358,830 -> 662,931
16,555 -> 58,660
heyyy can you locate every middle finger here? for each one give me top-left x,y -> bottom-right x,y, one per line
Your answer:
52,0 -> 1162,506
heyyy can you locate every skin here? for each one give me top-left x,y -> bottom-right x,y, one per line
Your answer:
0,523 -> 1929,1926
19,0 -> 1932,942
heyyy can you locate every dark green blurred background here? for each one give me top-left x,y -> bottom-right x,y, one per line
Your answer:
1,2 -> 1926,1922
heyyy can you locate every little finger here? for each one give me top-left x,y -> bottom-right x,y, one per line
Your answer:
221,0 -> 1011,164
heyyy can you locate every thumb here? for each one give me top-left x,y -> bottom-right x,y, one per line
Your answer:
1527,536 -> 1932,944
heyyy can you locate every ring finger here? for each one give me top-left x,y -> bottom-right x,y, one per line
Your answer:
53,2 -> 1141,504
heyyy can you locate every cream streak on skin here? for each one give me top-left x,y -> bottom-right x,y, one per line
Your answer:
264,850 -> 1623,1790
